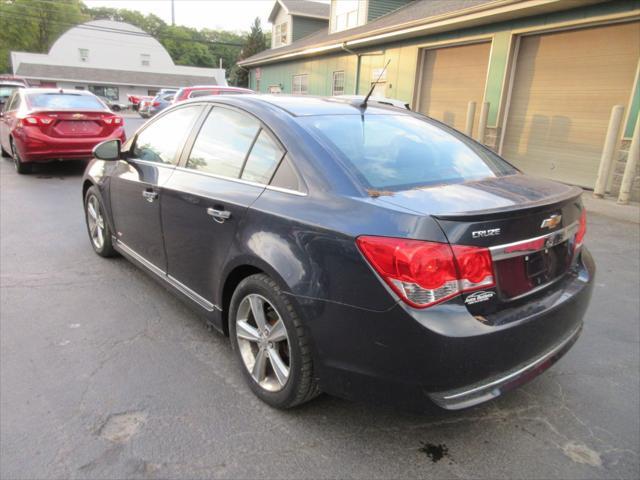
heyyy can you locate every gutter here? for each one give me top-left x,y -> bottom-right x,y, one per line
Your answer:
239,0 -> 599,67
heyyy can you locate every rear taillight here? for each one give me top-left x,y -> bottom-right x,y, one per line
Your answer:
152,101 -> 160,107
103,116 -> 122,125
575,209 -> 587,251
356,236 -> 495,309
20,115 -> 53,126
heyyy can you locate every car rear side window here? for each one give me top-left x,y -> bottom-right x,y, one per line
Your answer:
186,107 -> 260,178
132,105 -> 201,165
241,129 -> 284,184
26,93 -> 105,110
189,90 -> 216,98
299,114 -> 518,191
270,155 -> 301,192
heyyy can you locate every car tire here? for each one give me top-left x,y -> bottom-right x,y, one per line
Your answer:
84,186 -> 116,257
229,273 -> 320,409
10,138 -> 32,174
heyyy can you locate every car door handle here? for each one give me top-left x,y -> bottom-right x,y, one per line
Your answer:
142,190 -> 158,202
206,207 -> 231,223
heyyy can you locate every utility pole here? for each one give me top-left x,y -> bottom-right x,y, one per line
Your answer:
171,0 -> 175,26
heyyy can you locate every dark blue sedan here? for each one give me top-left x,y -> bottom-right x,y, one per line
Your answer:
82,95 -> 594,411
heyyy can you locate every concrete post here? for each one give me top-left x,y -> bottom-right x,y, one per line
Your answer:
476,102 -> 489,144
465,101 -> 476,137
594,105 -> 625,198
617,115 -> 640,205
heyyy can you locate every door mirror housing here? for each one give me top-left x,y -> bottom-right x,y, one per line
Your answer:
93,139 -> 121,161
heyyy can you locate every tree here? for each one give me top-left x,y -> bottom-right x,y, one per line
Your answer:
230,17 -> 268,87
0,0 -> 88,73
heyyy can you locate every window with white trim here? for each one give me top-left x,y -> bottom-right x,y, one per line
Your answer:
331,0 -> 360,32
79,48 -> 89,62
274,22 -> 288,47
141,53 -> 151,66
332,71 -> 345,96
292,74 -> 308,95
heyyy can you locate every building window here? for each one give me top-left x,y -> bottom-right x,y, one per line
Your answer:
274,22 -> 288,47
268,85 -> 282,94
88,85 -> 119,101
292,74 -> 308,95
141,54 -> 151,67
79,48 -> 89,62
331,0 -> 359,32
332,71 -> 345,96
256,79 -> 261,92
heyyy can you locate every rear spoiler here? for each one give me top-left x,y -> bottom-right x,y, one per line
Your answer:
432,186 -> 583,221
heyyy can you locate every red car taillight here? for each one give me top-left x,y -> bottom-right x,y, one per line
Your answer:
103,115 -> 122,125
575,209 -> 587,251
356,236 -> 495,309
152,101 -> 160,107
20,114 -> 53,126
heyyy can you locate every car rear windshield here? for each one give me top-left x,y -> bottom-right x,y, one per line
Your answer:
26,93 -> 105,110
299,114 -> 518,191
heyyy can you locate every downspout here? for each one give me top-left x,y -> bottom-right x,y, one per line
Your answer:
341,43 -> 361,95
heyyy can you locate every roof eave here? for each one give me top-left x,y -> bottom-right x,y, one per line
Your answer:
239,0 -> 601,67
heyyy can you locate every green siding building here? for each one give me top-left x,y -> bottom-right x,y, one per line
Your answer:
241,0 -> 640,200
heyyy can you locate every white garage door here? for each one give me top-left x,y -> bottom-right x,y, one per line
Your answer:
417,42 -> 491,135
502,22 -> 640,188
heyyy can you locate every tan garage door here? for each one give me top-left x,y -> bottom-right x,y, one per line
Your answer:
502,22 -> 640,188
417,42 -> 491,135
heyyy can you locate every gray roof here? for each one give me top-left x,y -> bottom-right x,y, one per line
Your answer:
15,63 -> 218,88
269,0 -> 330,22
243,0 -> 497,66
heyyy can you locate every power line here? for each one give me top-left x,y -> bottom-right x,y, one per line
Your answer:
0,8 -> 245,47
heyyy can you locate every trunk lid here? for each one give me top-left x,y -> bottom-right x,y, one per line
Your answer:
377,174 -> 584,318
30,110 -> 118,138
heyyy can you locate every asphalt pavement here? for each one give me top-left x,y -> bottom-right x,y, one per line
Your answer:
0,115 -> 638,479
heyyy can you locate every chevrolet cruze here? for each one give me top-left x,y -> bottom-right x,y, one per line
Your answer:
81,95 -> 594,410
1,88 -> 125,174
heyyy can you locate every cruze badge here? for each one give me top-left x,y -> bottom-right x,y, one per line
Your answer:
472,228 -> 501,239
540,214 -> 562,230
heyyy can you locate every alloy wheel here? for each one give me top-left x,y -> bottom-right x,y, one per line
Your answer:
10,139 -> 20,171
86,195 -> 106,250
235,293 -> 291,392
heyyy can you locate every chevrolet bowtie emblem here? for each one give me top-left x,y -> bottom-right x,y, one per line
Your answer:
72,113 -> 85,119
540,214 -> 562,229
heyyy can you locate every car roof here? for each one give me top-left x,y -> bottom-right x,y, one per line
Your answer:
0,82 -> 26,88
192,94 -> 410,117
19,88 -> 96,96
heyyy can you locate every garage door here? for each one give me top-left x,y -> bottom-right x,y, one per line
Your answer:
502,22 -> 640,188
417,42 -> 491,135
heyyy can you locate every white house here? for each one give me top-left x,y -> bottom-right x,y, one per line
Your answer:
11,20 -> 227,104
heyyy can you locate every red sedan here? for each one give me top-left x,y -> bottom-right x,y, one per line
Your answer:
172,85 -> 253,103
0,88 -> 126,174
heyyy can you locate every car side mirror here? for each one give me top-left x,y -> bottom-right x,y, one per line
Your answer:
93,139 -> 121,161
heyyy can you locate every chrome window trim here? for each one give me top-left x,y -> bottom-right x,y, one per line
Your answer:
114,239 -> 220,313
173,166 -> 308,196
265,185 -> 308,197
489,221 -> 579,261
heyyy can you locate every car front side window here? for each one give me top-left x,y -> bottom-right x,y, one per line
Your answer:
132,106 -> 201,165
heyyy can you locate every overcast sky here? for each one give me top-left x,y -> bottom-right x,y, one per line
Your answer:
83,0 -> 316,32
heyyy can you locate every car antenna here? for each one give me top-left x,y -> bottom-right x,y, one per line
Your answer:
361,59 -> 390,109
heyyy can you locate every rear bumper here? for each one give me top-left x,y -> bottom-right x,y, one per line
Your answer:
13,128 -> 126,162
428,323 -> 582,409
292,248 -> 594,411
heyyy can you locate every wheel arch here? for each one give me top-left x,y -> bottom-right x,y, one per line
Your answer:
219,255 -> 299,337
